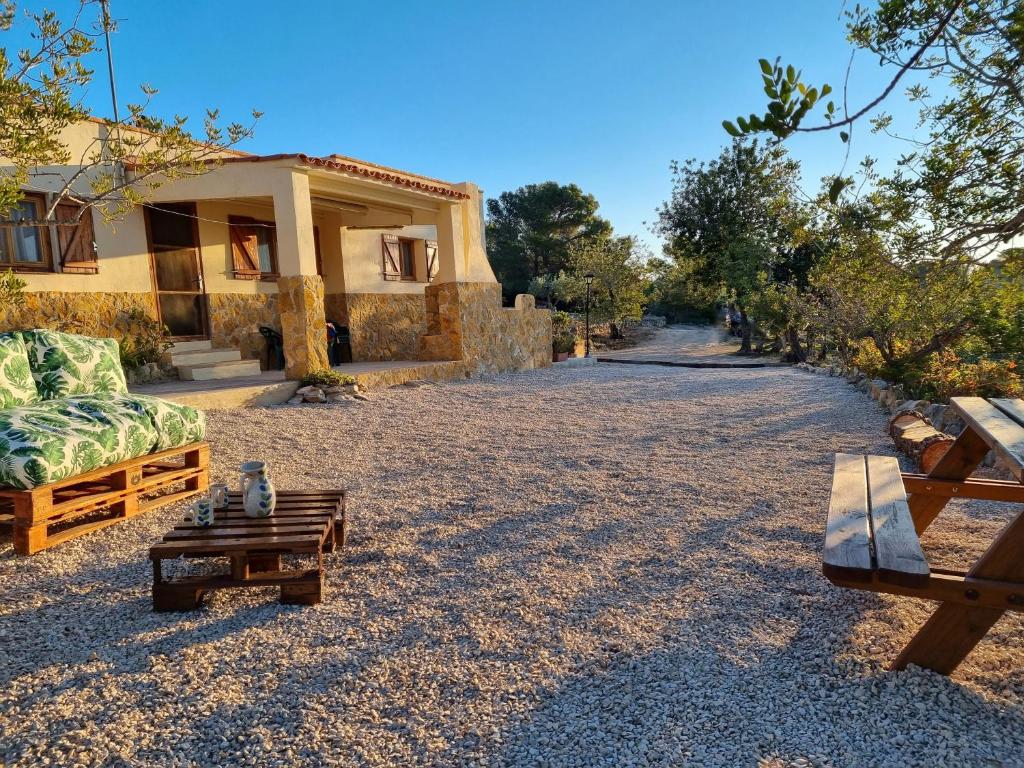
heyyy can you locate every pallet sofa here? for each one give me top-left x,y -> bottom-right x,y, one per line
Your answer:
0,329 -> 208,554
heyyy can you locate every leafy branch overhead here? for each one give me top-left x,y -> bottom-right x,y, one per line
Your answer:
722,1 -> 1024,250
723,58 -> 834,142
0,0 -> 261,224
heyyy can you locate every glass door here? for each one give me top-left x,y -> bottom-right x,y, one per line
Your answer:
145,203 -> 208,338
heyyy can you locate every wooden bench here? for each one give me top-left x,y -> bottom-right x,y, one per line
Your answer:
823,396 -> 1024,675
0,442 -> 209,555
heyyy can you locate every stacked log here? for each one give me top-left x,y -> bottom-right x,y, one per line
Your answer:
888,411 -> 955,473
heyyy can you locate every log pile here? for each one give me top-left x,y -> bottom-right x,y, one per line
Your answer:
888,411 -> 955,473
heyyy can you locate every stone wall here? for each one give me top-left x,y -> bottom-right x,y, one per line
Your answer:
324,293 -> 349,328
424,282 -> 552,373
0,291 -> 156,338
207,293 -> 281,365
345,293 -> 427,362
278,275 -> 330,379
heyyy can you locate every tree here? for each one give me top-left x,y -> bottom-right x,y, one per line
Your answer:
485,181 -> 611,301
1,1 -> 259,225
654,140 -> 812,353
568,235 -> 649,338
725,0 -> 1024,260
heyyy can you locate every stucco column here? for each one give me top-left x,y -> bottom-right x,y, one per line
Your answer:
272,169 -> 329,379
434,201 -> 465,284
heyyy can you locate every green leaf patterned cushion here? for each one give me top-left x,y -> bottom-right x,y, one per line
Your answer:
125,393 -> 207,451
0,395 -> 159,490
0,393 -> 206,489
22,329 -> 128,399
0,333 -> 40,408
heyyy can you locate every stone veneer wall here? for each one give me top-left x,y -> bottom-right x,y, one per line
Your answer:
207,293 -> 281,365
324,293 -> 349,328
0,291 -> 156,337
345,293 -> 427,362
278,275 -> 330,379
424,282 -> 552,373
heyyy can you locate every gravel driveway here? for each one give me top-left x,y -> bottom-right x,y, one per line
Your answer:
2,363 -> 1023,767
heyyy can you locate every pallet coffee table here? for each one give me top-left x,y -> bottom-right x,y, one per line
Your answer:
150,489 -> 346,611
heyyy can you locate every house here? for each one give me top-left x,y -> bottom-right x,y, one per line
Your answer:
0,119 -> 551,382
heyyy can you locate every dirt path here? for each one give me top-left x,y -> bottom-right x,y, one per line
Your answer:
598,324 -> 749,365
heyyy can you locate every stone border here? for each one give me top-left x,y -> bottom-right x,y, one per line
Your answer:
793,362 -> 1009,472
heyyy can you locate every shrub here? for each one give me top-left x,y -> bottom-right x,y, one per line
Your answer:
921,350 -> 1022,400
551,311 -> 578,354
0,269 -> 26,311
118,309 -> 173,369
300,369 -> 356,388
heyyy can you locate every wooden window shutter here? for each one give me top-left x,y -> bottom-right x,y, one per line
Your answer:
55,202 -> 98,273
381,233 -> 401,280
425,240 -> 439,282
229,216 -> 261,279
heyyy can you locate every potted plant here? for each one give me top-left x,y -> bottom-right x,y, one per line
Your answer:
551,310 -> 578,362
552,332 -> 575,362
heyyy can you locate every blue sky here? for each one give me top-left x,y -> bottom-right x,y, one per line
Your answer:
37,0 -> 922,250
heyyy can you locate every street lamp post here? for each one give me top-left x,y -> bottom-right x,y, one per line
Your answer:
584,273 -> 595,358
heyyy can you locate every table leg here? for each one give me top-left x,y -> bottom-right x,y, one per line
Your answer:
893,508 -> 1024,673
908,427 -> 989,534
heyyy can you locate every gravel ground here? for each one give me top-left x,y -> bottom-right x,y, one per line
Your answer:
2,363 -> 1024,767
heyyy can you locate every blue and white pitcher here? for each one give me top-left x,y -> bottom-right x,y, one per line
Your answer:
240,460 -> 276,518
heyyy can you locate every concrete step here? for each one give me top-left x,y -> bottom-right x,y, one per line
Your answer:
165,348 -> 242,366
177,358 -> 263,381
166,340 -> 213,354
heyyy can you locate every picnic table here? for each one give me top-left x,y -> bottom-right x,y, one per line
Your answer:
824,396 -> 1024,675
150,489 -> 346,611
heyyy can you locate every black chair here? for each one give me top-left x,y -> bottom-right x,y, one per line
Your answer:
327,320 -> 352,365
259,326 -> 285,371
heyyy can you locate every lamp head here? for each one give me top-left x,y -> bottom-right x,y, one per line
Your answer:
584,273 -> 595,285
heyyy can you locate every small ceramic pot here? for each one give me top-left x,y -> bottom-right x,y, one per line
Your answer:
189,498 -> 215,527
209,483 -> 230,510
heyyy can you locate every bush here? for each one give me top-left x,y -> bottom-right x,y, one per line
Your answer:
921,350 -> 1022,400
0,269 -> 26,311
118,309 -> 172,369
551,310 -> 578,354
300,369 -> 356,388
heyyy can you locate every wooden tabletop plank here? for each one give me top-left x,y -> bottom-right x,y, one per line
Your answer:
173,514 -> 330,530
150,533 -> 324,557
951,397 -> 1024,481
823,454 -> 873,583
164,524 -> 327,541
867,455 -> 930,587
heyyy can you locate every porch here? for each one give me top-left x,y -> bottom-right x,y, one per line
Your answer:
144,153 -> 488,381
131,359 -> 468,408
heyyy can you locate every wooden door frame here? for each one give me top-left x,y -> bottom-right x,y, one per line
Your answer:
144,202 -> 210,341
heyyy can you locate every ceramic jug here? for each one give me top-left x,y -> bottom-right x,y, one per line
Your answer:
240,460 -> 276,518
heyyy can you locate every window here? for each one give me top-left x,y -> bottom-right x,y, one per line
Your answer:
229,216 -> 278,279
399,239 -> 415,280
0,194 -> 51,270
381,233 -> 421,281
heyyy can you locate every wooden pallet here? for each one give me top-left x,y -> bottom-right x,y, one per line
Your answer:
150,488 -> 345,611
0,442 -> 209,555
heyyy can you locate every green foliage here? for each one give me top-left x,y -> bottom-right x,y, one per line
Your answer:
565,236 -> 649,338
300,369 -> 356,388
0,268 -> 26,310
920,350 -> 1022,401
0,1 -> 260,222
486,182 -> 611,301
117,309 -> 172,369
655,140 -> 817,353
550,310 -> 578,354
728,1 -> 1024,259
